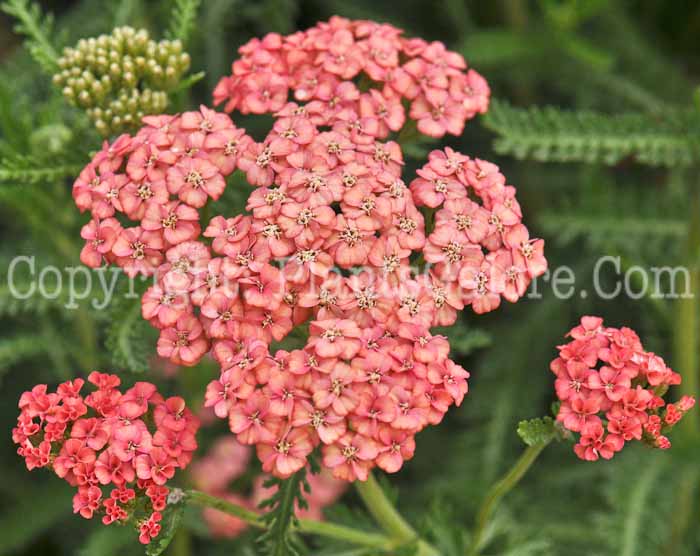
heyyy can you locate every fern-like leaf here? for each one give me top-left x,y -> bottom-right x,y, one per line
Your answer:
1,0 -> 58,73
0,154 -> 81,185
105,296 -> 154,373
538,178 -> 686,261
483,100 -> 700,167
258,469 -> 311,556
166,0 -> 202,44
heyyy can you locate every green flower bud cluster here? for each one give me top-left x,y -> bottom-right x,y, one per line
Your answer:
52,26 -> 191,136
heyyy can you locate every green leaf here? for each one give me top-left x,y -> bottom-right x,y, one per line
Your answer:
483,100 -> 700,167
145,499 -> 186,556
1,0 -> 58,73
166,0 -> 202,44
258,469 -> 311,556
172,70 -> 206,93
105,296 -> 155,373
517,417 -> 556,447
0,154 -> 81,185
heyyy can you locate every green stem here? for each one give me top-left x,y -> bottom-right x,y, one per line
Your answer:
186,489 -> 391,549
354,473 -> 440,556
187,489 -> 263,526
354,473 -> 414,541
468,439 -> 551,556
297,517 -> 389,549
674,182 -> 700,437
664,176 -> 700,556
170,526 -> 191,556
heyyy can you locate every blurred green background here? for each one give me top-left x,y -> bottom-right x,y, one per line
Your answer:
1,0 -> 700,555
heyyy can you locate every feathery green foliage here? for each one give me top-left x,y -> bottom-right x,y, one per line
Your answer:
0,154 -> 82,185
1,0 -> 58,72
167,0 -> 202,44
538,178 -> 686,251
104,294 -> 155,373
484,100 -> 700,167
258,470 -> 311,556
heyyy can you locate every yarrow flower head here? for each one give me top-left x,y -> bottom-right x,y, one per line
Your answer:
551,316 -> 695,461
71,18 -> 547,481
212,16 -> 490,139
12,373 -> 199,545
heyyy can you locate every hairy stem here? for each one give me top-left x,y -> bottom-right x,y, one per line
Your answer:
354,472 -> 440,556
186,489 -> 391,549
468,438 -> 551,555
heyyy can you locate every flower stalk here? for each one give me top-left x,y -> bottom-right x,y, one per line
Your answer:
674,180 -> 700,437
468,437 -> 552,556
355,473 -> 440,556
354,473 -> 415,541
186,489 -> 393,550
189,479 -> 441,555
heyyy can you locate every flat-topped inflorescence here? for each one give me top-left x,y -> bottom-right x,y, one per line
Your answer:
213,16 -> 489,139
551,316 -> 695,460
12,372 -> 199,545
69,18 -> 547,482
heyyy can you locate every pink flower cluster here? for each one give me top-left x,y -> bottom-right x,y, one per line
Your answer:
204,322 -> 469,481
551,316 -> 695,461
72,106 -> 243,278
213,16 -> 490,138
413,149 -> 546,313
191,436 -> 345,537
70,18 -> 546,482
12,373 -> 199,544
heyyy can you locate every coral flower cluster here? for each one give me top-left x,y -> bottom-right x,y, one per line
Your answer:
191,437 -> 345,537
213,16 -> 489,138
551,317 -> 695,461
12,373 -> 199,544
71,18 -> 546,481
